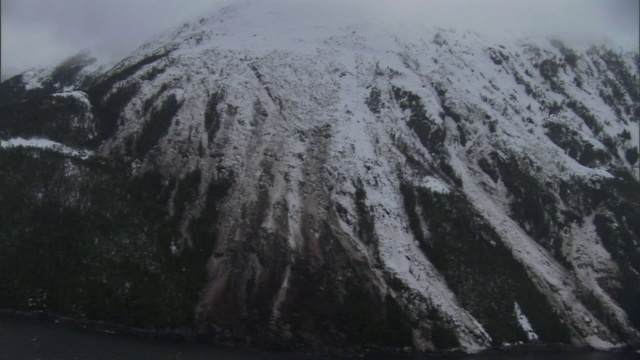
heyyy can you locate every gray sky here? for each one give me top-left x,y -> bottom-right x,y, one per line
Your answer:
2,0 -> 638,81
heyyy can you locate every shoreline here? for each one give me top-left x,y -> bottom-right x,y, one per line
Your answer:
0,309 -> 199,344
1,308 -> 638,358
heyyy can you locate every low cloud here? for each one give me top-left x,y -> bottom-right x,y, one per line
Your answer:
374,0 -> 638,45
2,0 -> 637,80
2,0 -> 221,79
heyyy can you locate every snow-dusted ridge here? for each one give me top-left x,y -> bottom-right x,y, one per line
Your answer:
109,9 -> 640,348
1,0 -> 638,353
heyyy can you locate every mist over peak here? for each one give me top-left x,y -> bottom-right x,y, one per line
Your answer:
2,0 -> 637,80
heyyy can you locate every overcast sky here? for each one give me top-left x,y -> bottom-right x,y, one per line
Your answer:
2,0 -> 638,81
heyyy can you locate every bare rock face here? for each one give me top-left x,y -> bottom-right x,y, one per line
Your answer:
1,1 -> 638,353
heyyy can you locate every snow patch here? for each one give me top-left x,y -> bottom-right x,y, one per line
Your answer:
1,137 -> 93,159
514,302 -> 538,341
584,336 -> 617,351
422,176 -> 450,193
51,91 -> 92,109
21,67 -> 51,90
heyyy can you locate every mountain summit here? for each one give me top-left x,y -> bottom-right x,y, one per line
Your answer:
1,1 -> 639,353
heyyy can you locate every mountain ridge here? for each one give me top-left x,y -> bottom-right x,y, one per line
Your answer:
1,2 -> 638,353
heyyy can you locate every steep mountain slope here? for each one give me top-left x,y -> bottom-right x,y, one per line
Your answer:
1,1 -> 638,353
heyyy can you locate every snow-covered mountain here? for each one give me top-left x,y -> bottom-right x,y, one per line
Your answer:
1,1 -> 638,353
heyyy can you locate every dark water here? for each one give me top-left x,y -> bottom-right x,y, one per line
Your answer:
1,317 -> 637,360
0,317 -> 322,360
